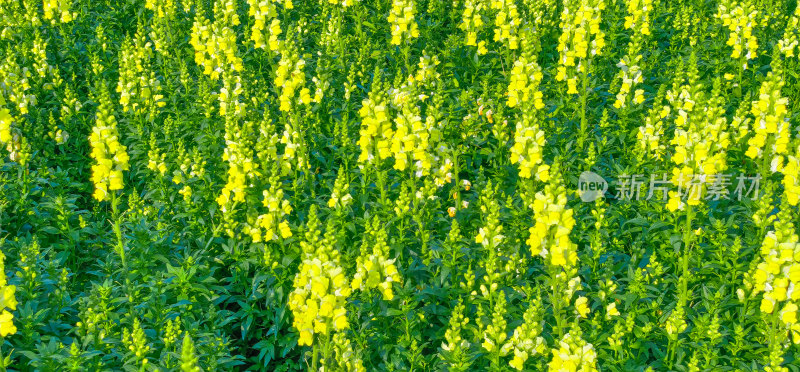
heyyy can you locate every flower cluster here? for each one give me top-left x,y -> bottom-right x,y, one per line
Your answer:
250,184 -> 293,243
280,116 -> 310,173
475,183 -> 504,250
216,120 -> 257,212
490,0 -> 520,50
510,111 -> 548,181
744,209 -> 800,345
442,299 -> 469,353
663,55 -> 703,210
328,168 -> 353,209
331,333 -> 366,372
556,0 -> 606,94
716,2 -> 759,68
289,254 -> 350,345
32,33 -> 54,79
0,55 -> 36,116
274,36 -> 311,112
666,55 -> 702,132
506,302 -> 546,370
441,299 -> 470,369
122,318 -> 151,368
667,79 -> 730,210
352,220 -> 401,300
289,207 -> 351,346
460,0 -> 488,54
43,0 -> 75,23
389,77 -> 425,172
180,335 -> 200,372
624,0 -> 653,37
328,0 -> 360,6
0,55 -> 34,163
746,60 -> 789,166
611,51 -> 645,109
547,332 -> 598,372
145,0 -> 177,54
89,87 -> 130,201
637,87 -> 669,159
146,133 -> 167,175
0,249 -> 17,336
357,79 -> 393,165
218,70 -> 246,118
387,55 -> 453,184
778,6 -> 800,57
117,28 -> 164,115
695,81 -> 731,176
0,109 -> 12,145
479,293 -> 509,358
247,0 -> 282,51
665,304 -> 687,337
781,147 -> 800,206
527,179 -> 577,269
388,0 -> 419,45
507,55 -> 544,109
189,0 -> 242,81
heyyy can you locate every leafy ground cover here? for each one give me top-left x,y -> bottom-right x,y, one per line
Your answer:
0,0 -> 799,370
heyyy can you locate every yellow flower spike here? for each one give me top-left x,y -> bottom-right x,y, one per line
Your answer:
89,86 -> 128,202
388,0 -> 419,45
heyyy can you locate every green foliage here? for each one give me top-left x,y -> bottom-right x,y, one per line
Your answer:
0,0 -> 798,371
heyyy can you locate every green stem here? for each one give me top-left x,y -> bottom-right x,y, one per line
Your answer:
680,204 -> 694,304
0,337 -> 6,372
311,341 -> 319,371
577,62 -> 591,151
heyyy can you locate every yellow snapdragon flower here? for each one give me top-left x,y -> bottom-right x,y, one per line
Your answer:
460,0 -> 488,54
190,1 -> 242,81
624,0 -> 653,37
490,0 -> 520,49
274,37 -> 311,112
510,112 -> 548,181
717,2 -> 759,67
746,64 -> 789,165
247,0 -> 282,51
507,56 -> 544,109
352,220 -> 402,300
43,0 -> 75,23
388,0 -> 419,45
548,332 -> 598,372
89,87 -> 130,201
0,250 -> 17,337
556,0 -> 606,94
357,82 -> 393,165
778,6 -> 800,57
527,180 -> 577,269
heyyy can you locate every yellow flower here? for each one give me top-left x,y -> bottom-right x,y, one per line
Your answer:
575,296 -> 590,317
717,3 -> 759,64
89,87 -> 129,201
0,109 -> 12,144
388,0 -> 419,45
352,221 -> 402,301
781,303 -> 798,325
761,296 -> 775,314
606,303 -> 620,317
666,191 -> 683,212
279,221 -> 292,239
298,330 -> 313,346
0,311 -> 15,337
